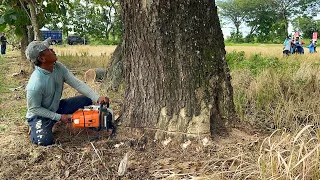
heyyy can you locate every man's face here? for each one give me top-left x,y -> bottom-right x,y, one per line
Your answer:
39,48 -> 57,64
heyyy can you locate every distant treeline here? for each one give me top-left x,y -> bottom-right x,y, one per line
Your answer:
217,0 -> 320,43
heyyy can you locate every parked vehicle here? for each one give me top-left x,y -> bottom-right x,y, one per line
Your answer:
41,30 -> 62,44
67,35 -> 88,45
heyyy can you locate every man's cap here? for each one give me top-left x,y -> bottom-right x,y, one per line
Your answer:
25,37 -> 52,63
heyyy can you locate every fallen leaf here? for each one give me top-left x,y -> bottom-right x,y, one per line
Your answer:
202,137 -> 210,147
61,160 -> 66,167
65,170 -> 70,178
118,153 -> 128,176
182,140 -> 191,149
114,142 -> 124,148
162,137 -> 172,147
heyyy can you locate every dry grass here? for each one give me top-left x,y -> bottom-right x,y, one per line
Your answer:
226,44 -> 283,58
229,46 -> 320,132
227,45 -> 320,179
258,126 -> 320,179
53,45 -> 117,57
0,44 -> 320,179
53,45 -> 117,72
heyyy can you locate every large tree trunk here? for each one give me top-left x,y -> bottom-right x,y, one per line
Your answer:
105,40 -> 124,91
28,0 -> 41,41
120,0 -> 236,140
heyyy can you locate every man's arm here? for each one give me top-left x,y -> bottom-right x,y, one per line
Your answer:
60,64 -> 100,102
27,90 -> 62,121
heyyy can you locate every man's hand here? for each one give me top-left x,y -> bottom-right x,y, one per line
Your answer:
60,114 -> 71,123
97,96 -> 110,104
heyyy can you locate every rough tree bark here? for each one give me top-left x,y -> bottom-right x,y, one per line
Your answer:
119,0 -> 236,140
84,68 -> 107,83
105,40 -> 124,91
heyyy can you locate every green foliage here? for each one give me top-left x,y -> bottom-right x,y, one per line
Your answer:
0,2 -> 30,36
18,106 -> 28,119
66,0 -> 122,44
245,0 -> 285,43
292,16 -> 319,39
1,0 -> 122,46
217,0 -> 247,35
224,42 -> 262,46
225,32 -> 244,43
226,50 -> 283,76
90,38 -> 121,45
229,50 -> 319,132
0,57 -> 9,93
0,125 -> 9,132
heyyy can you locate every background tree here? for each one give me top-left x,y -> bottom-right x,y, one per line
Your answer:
245,0 -> 282,43
0,1 -> 31,59
217,0 -> 247,42
1,0 -> 70,52
292,15 -> 319,39
27,0 -> 71,41
26,0 -> 41,40
272,0 -> 320,37
218,0 -> 320,43
43,2 -> 70,38
68,0 -> 121,43
119,0 -> 236,139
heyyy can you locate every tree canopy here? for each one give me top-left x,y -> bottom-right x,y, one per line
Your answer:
0,0 -> 121,45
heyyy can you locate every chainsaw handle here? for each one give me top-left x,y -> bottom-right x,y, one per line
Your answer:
95,102 -> 110,131
100,101 -> 109,108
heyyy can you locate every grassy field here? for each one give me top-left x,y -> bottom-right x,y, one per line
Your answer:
226,45 -> 320,179
0,44 -> 319,179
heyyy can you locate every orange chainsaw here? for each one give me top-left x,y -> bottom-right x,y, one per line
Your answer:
71,103 -> 116,137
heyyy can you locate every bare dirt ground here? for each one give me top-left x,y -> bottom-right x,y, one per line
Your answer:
0,50 -> 264,180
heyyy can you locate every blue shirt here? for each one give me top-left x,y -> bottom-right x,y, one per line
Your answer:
26,62 -> 100,121
283,39 -> 291,51
307,43 -> 315,53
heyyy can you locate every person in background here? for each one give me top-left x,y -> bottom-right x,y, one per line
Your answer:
0,33 -> 7,55
283,36 -> 292,56
25,37 -> 109,146
307,40 -> 315,53
292,36 -> 304,54
314,40 -> 317,53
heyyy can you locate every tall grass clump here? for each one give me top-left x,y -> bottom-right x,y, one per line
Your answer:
258,126 -> 320,179
228,51 -> 320,132
227,50 -> 320,178
58,51 -> 110,70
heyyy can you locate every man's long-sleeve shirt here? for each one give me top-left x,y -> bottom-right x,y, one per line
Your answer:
26,61 -> 100,121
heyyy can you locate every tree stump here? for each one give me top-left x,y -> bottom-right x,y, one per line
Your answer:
84,68 -> 107,83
